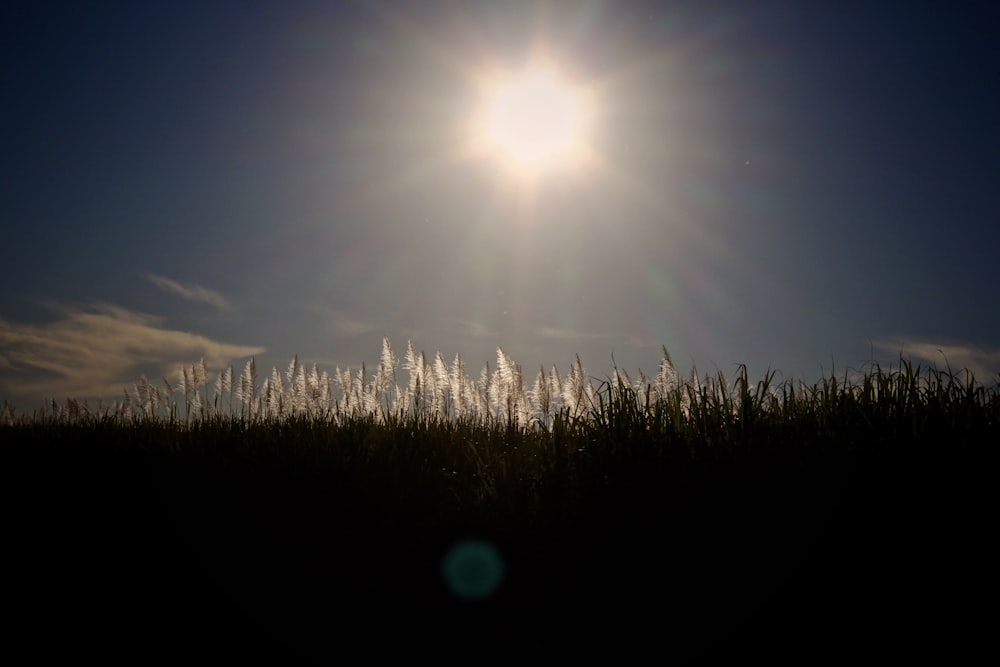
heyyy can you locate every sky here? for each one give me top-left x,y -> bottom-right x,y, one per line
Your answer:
2,0 -> 998,411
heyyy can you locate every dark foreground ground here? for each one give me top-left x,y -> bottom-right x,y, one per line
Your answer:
9,436 -> 990,664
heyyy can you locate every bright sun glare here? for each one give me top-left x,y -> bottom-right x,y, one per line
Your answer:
471,61 -> 592,181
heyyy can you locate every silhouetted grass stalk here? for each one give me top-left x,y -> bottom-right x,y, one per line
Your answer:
4,337 -> 998,442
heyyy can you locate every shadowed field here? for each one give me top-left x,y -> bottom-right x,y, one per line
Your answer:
7,356 -> 995,662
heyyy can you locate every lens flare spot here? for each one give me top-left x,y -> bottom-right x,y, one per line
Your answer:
441,539 -> 505,601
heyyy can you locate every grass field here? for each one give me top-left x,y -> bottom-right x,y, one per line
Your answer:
6,342 -> 997,662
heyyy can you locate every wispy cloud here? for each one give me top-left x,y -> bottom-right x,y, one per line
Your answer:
145,273 -> 232,311
535,326 -> 612,342
393,318 -> 495,345
0,302 -> 265,406
325,310 -> 378,337
437,318 -> 495,339
872,337 -> 1000,384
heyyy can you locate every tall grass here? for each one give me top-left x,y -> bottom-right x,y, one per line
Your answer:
5,336 -> 996,451
6,336 -> 995,536
6,337 -> 996,660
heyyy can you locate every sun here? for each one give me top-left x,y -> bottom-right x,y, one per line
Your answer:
469,60 -> 593,182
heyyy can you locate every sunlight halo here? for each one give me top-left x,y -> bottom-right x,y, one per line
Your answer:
467,60 -> 595,183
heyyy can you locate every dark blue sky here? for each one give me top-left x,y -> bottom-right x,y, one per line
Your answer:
2,0 -> 998,409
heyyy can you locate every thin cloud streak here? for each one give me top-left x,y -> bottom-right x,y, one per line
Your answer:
434,318 -> 496,339
533,327 -> 655,352
0,302 -> 265,406
535,326 -> 619,343
394,318 -> 496,348
872,337 -> 1000,385
145,274 -> 233,311
325,310 -> 379,337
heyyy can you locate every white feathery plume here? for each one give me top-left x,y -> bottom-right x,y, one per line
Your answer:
318,368 -> 332,413
449,353 -> 467,419
478,363 -> 492,420
119,390 -> 133,420
376,337 -> 396,407
214,365 -> 232,413
655,346 -> 678,399
353,364 -> 369,415
268,365 -> 284,415
430,356 -> 448,419
150,384 -> 162,416
190,382 -> 203,418
260,378 -> 272,416
286,355 -> 299,389
495,347 -> 515,408
563,354 -> 591,417
530,366 -> 551,425
335,367 -> 352,406
403,341 -> 423,410
362,364 -> 378,416
196,357 -> 208,388
420,350 -> 434,411
544,365 -> 562,418
636,368 -> 649,400
292,363 -> 308,413
238,357 -> 257,412
432,351 -> 449,417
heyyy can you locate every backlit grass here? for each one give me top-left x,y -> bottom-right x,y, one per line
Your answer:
6,340 -> 996,660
